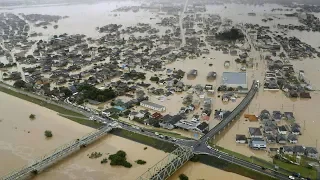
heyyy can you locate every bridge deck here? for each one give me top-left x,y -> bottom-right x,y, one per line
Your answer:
137,146 -> 194,180
2,126 -> 112,180
200,81 -> 258,142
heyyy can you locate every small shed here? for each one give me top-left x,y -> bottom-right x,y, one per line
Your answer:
244,114 -> 258,121
236,134 -> 247,144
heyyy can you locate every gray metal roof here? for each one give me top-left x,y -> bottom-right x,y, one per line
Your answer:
251,138 -> 266,146
222,72 -> 247,85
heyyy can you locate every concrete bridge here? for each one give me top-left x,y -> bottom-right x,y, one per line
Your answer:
1,125 -> 113,180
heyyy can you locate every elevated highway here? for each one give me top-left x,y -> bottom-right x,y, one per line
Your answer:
199,80 -> 259,143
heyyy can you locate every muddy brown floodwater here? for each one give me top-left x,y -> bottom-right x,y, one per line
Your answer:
0,91 -> 251,179
169,162 -> 251,180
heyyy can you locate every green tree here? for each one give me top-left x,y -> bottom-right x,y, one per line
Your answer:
179,174 -> 189,180
108,150 -> 132,168
135,160 -> 146,165
59,87 -> 72,97
13,80 -> 26,89
44,130 -> 53,138
29,114 -> 36,120
150,76 -> 160,82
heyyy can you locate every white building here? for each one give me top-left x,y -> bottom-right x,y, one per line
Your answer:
236,134 -> 247,144
249,138 -> 267,149
221,72 -> 248,89
140,101 -> 166,112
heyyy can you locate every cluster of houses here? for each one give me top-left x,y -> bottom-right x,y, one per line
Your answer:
139,98 -> 210,133
281,145 -> 319,159
235,109 -> 318,159
298,13 -> 320,32
0,13 -> 31,63
21,13 -> 64,28
263,57 -> 312,99
275,36 -> 317,60
246,22 -> 319,60
102,98 -> 209,134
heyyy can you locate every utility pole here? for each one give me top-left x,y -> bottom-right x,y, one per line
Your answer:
316,139 -> 318,149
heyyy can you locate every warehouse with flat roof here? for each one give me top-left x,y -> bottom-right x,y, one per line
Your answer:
221,72 -> 247,89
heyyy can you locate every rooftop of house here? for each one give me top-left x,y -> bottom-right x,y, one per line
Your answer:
278,125 -> 287,132
305,147 -> 318,154
87,99 -> 102,105
272,111 -> 282,120
236,134 -> 247,141
249,127 -> 263,136
130,111 -> 139,116
283,146 -> 294,152
291,123 -> 301,129
162,114 -> 183,125
277,133 -> 287,140
284,112 -> 295,119
197,122 -> 209,132
287,134 -> 298,141
266,134 -> 276,140
293,145 -> 305,153
291,126 -> 301,133
264,126 -> 275,132
251,138 -> 266,145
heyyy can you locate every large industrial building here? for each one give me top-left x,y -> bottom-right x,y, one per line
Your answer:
221,72 -> 248,89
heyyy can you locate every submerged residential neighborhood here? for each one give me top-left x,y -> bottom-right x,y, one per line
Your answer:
1,0 -> 320,180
